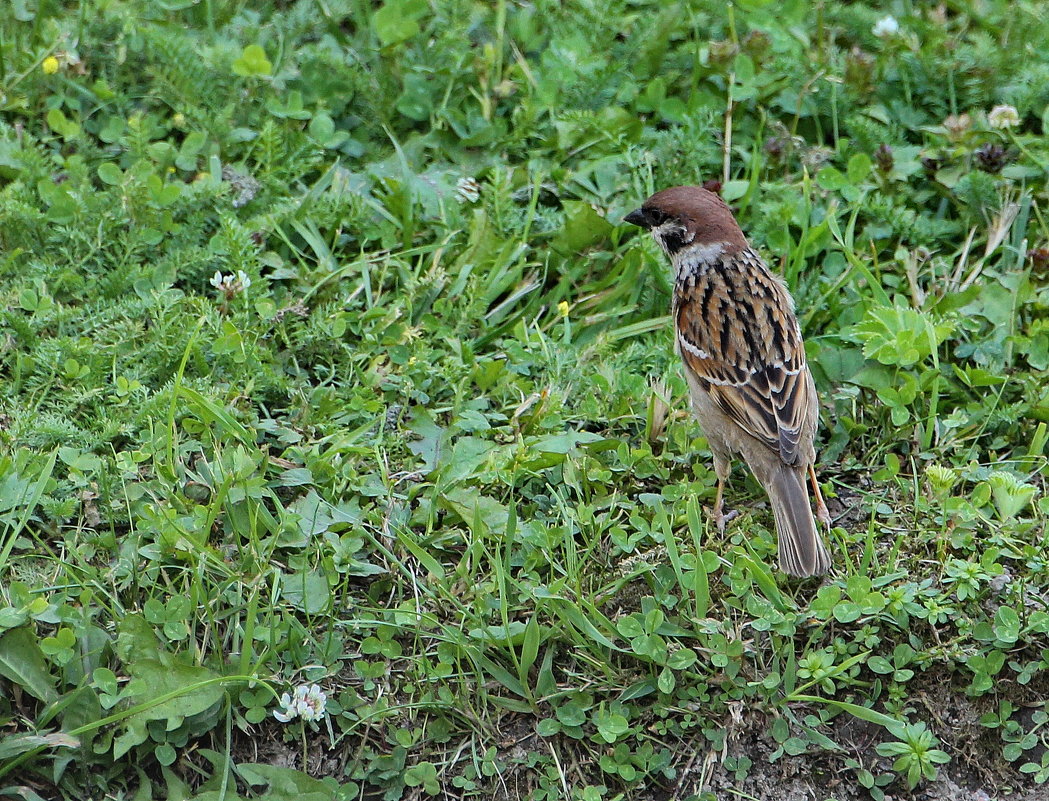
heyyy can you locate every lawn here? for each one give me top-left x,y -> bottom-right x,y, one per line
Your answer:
2,1 -> 1049,799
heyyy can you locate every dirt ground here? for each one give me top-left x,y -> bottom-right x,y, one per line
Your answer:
231,682 -> 1046,801
672,677 -> 1047,801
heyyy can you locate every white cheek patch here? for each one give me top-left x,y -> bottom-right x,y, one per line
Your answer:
671,241 -> 729,283
678,242 -> 726,263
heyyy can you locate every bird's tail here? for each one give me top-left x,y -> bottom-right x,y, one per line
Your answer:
768,465 -> 832,578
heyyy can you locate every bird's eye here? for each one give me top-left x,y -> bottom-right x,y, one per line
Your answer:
646,208 -> 668,226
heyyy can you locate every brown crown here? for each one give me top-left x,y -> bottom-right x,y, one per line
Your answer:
637,185 -> 747,249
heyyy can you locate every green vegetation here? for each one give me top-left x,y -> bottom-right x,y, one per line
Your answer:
2,0 -> 1049,798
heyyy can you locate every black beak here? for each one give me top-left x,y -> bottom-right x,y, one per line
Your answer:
623,208 -> 649,228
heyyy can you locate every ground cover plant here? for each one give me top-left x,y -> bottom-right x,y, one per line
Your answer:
2,0 -> 1049,798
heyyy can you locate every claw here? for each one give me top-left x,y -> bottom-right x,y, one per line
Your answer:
713,508 -> 739,534
814,498 -> 831,527
710,475 -> 737,533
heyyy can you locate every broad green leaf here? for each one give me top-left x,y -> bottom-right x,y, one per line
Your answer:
46,108 -> 80,138
0,627 -> 57,702
0,731 -> 78,760
816,166 -> 847,190
280,570 -> 331,615
112,660 -> 225,759
993,606 -> 1021,644
847,153 -> 872,184
97,162 -> 124,185
552,201 -> 613,254
237,763 -> 335,796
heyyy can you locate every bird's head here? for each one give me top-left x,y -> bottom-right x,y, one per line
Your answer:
624,185 -> 747,262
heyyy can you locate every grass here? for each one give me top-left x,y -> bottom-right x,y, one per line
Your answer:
2,0 -> 1049,799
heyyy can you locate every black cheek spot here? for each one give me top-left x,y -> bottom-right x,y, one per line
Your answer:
662,229 -> 687,254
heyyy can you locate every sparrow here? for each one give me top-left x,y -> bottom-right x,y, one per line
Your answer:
624,185 -> 832,578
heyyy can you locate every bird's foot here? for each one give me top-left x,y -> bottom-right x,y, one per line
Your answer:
814,499 -> 832,528
710,507 -> 739,534
808,467 -> 832,529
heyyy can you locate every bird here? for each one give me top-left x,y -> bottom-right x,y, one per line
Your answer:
624,185 -> 832,578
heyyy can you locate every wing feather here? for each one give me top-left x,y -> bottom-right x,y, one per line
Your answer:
675,249 -> 812,466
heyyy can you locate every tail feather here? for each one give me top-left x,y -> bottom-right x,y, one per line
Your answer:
768,466 -> 831,578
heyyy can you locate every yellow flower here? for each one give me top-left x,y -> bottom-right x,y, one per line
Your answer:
42,56 -> 60,75
557,301 -> 570,317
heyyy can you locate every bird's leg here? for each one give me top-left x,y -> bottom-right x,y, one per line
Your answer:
710,452 -> 737,533
808,465 -> 831,527
712,477 -> 727,533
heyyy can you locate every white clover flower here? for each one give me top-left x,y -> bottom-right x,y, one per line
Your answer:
210,271 -> 251,296
872,16 -> 900,37
455,177 -> 481,204
273,683 -> 328,723
988,104 -> 1020,129
299,684 -> 327,721
273,692 -> 296,722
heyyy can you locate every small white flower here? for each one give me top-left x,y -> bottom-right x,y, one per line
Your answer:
210,271 -> 251,296
273,692 -> 296,722
872,15 -> 900,37
299,684 -> 327,721
455,177 -> 481,204
988,104 -> 1020,129
273,683 -> 328,723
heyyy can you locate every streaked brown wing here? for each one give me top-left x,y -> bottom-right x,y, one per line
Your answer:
675,249 -> 811,465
